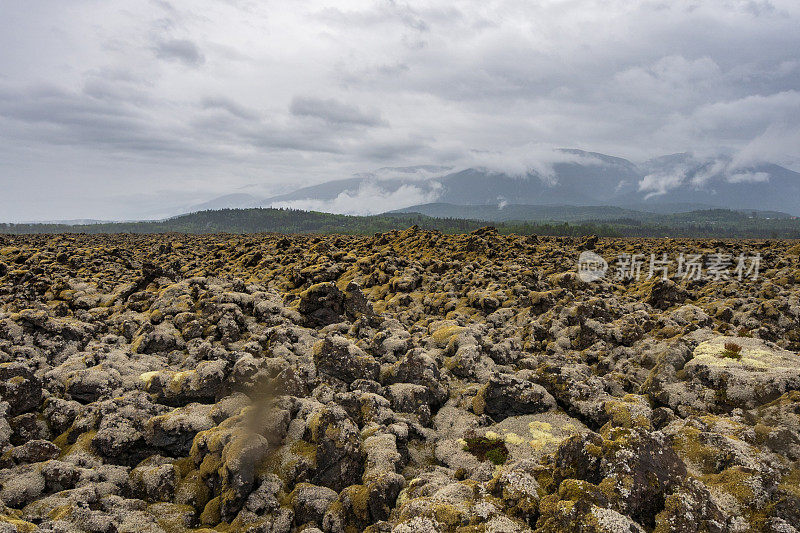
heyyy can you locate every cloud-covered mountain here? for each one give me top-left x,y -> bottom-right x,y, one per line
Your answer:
618,153 -> 800,214
190,193 -> 263,211
189,166 -> 450,216
388,203 -> 793,222
193,151 -> 800,216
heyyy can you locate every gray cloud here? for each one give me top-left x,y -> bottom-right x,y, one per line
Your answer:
0,83 -> 209,158
290,96 -> 386,127
270,182 -> 442,216
201,96 -> 259,120
154,39 -> 205,66
0,0 -> 798,220
727,171 -> 770,183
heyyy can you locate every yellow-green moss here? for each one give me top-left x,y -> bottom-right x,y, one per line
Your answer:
200,496 -> 222,526
432,325 -> 465,346
700,467 -> 755,503
0,514 -> 38,533
343,484 -> 370,522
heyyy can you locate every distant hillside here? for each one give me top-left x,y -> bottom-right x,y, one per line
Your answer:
0,209 -> 488,236
389,203 -> 795,222
390,203 -> 644,222
2,207 -> 800,238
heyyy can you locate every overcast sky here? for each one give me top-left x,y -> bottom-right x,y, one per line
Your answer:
1,0 -> 799,221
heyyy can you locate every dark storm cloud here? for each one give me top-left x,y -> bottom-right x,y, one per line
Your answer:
154,39 -> 205,66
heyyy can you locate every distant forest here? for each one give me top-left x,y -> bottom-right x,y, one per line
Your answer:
2,207 -> 800,238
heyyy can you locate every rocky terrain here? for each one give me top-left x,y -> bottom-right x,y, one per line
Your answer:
1,229 -> 800,532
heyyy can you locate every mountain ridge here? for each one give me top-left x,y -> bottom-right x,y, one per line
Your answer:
188,151 -> 800,216
388,203 -> 796,222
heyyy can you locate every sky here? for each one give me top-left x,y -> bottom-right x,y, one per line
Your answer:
1,0 -> 799,221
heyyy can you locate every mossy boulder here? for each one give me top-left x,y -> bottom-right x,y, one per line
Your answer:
672,336 -> 800,412
0,363 -> 42,416
142,359 -> 229,406
288,482 -> 337,527
145,402 -> 216,456
129,455 -> 180,503
304,405 -> 365,492
313,335 -> 380,384
472,373 -> 556,421
544,428 -> 689,528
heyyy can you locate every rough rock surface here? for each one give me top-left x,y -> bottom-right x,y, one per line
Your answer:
0,231 -> 799,532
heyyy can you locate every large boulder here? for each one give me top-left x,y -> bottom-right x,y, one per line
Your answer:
654,336 -> 800,414
64,365 -> 123,403
473,373 -> 556,421
541,427 -> 692,529
131,322 -> 186,354
646,279 -> 690,310
684,336 -> 800,409
3,440 -> 60,466
129,455 -> 180,503
190,423 -> 271,523
297,282 -> 374,327
142,359 -> 230,406
145,402 -> 216,456
304,405 -> 365,492
313,335 -> 380,384
382,350 -> 448,408
289,483 -> 337,527
0,363 -> 41,416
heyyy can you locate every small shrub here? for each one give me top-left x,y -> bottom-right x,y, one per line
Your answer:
463,436 -> 508,465
721,341 -> 743,360
737,327 -> 752,338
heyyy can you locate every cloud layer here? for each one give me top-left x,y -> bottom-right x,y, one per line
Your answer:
0,0 -> 799,220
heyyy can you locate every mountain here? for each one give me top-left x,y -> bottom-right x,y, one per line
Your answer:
432,168 -> 594,205
426,152 -> 800,214
263,177 -> 372,204
190,193 -> 263,211
618,153 -> 800,215
255,151 -> 643,209
390,203 -> 647,222
188,166 -> 451,213
191,151 -> 800,216
389,203 -> 794,222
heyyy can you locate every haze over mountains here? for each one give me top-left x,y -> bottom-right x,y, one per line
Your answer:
192,150 -> 800,217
